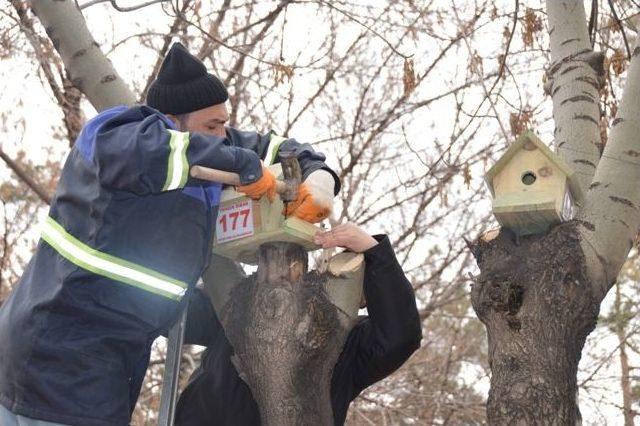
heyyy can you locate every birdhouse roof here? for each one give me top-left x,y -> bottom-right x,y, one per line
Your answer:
484,130 -> 584,202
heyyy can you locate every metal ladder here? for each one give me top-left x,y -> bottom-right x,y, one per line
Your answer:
157,310 -> 187,426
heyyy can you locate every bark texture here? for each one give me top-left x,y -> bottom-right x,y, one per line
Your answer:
546,0 -> 604,196
470,224 -> 600,424
219,243 -> 354,426
579,34 -> 640,291
30,0 -> 135,111
12,1 -> 85,145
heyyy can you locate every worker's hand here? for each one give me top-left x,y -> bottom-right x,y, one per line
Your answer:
284,170 -> 334,223
314,222 -> 378,253
237,165 -> 277,201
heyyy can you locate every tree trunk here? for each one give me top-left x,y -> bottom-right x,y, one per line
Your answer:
473,1 -> 640,421
218,242 -> 355,426
470,224 -> 599,424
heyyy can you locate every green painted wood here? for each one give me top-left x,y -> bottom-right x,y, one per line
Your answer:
485,130 -> 584,203
492,192 -> 562,236
212,164 -> 321,264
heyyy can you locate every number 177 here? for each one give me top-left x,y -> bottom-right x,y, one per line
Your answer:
219,208 -> 251,232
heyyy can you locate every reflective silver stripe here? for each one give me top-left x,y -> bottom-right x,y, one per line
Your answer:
163,130 -> 190,191
41,217 -> 187,300
264,134 -> 287,166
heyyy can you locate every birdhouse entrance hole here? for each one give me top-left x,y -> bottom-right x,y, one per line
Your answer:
521,171 -> 536,185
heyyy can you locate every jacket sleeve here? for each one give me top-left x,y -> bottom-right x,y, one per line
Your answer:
184,253 -> 247,345
225,127 -> 341,195
94,108 -> 262,195
348,235 -> 422,394
182,287 -> 223,346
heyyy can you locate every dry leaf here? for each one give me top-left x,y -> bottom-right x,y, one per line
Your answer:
469,51 -> 483,76
611,49 -> 627,76
609,100 -> 618,119
403,58 -> 416,96
608,17 -> 621,33
274,62 -> 294,85
463,163 -> 472,188
522,8 -> 542,48
509,110 -> 532,138
599,116 -> 608,151
440,190 -> 449,207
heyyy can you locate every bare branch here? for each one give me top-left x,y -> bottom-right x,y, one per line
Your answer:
0,148 -> 51,205
139,0 -> 192,102
80,0 -> 168,12
30,0 -> 135,111
314,0 -> 412,59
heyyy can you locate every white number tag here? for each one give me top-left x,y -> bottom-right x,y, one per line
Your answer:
216,200 -> 254,243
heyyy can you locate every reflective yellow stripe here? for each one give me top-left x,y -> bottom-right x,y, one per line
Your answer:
41,217 -> 187,300
163,130 -> 190,191
265,134 -> 287,166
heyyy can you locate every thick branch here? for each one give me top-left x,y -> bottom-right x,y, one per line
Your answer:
579,36 -> 640,294
31,0 -> 135,111
12,2 -> 85,144
546,0 -> 603,201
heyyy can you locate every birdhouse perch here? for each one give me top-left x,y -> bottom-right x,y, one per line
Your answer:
484,131 -> 584,236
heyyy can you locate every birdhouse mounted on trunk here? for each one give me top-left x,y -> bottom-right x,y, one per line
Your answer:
212,164 -> 321,264
485,131 -> 584,236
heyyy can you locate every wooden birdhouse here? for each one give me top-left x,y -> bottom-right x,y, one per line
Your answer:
212,164 -> 321,264
484,131 -> 584,236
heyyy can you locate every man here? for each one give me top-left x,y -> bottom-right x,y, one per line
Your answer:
175,223 -> 422,425
0,42 -> 339,426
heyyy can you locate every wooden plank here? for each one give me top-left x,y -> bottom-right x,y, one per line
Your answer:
491,149 -> 567,203
492,192 -> 561,236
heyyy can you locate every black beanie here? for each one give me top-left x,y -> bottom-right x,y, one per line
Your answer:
146,42 -> 228,115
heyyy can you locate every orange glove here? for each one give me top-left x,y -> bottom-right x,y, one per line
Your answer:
283,170 -> 334,223
237,166 -> 277,201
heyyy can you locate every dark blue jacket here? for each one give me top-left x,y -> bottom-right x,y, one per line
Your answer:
0,105 -> 339,426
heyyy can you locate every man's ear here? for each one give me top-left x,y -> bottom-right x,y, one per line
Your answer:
165,114 -> 181,130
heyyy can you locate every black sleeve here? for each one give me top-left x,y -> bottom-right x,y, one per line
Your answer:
276,136 -> 341,195
182,287 -> 224,346
349,235 -> 422,393
225,127 -> 341,195
94,108 -> 263,195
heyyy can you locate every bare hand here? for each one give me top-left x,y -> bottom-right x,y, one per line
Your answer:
314,222 -> 378,253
